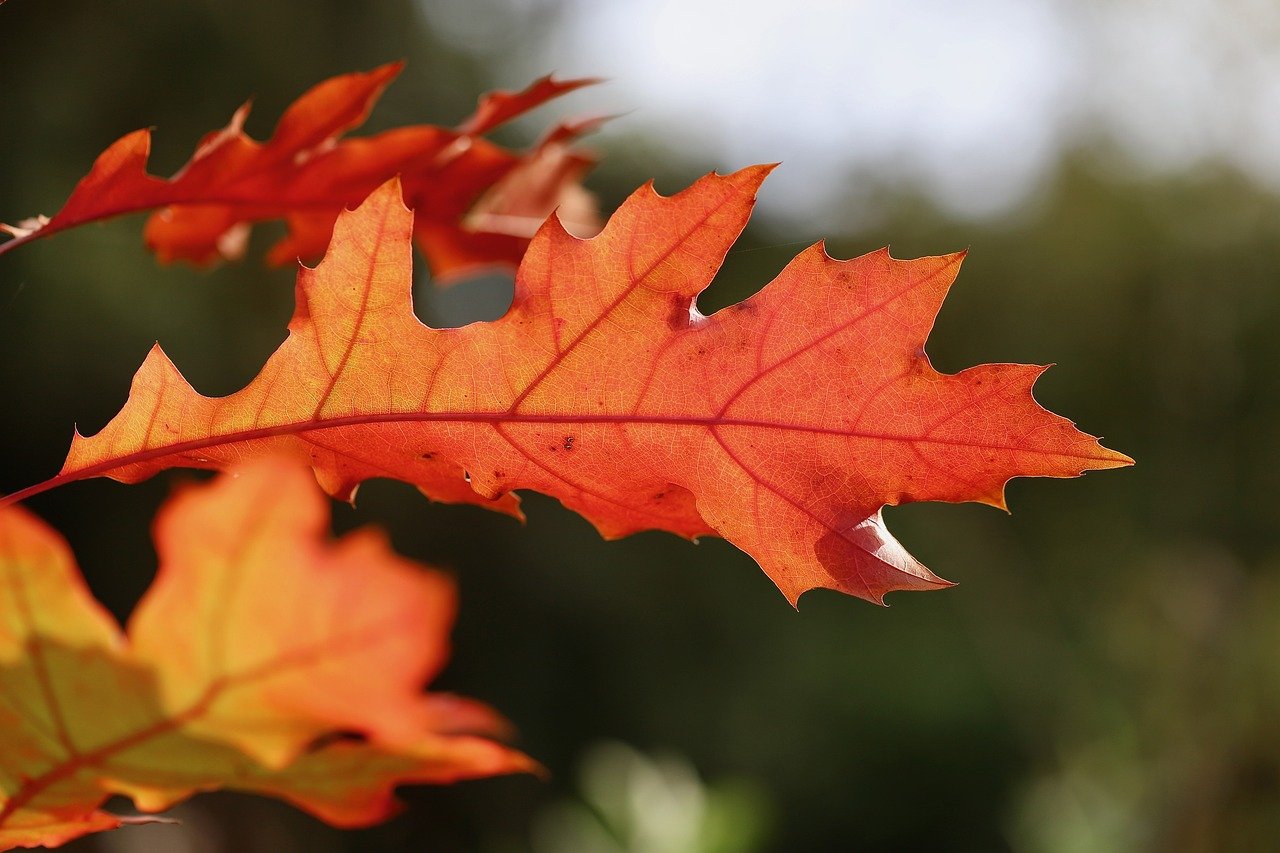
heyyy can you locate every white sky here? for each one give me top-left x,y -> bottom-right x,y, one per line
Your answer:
423,0 -> 1280,225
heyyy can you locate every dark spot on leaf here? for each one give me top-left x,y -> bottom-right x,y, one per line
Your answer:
667,295 -> 691,330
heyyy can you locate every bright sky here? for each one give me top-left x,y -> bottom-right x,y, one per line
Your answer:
423,0 -> 1280,225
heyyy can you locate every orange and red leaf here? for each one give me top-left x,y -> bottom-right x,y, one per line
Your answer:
0,64 -> 601,282
2,169 -> 1131,605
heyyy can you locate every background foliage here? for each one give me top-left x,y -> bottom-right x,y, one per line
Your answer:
2,1 -> 1278,850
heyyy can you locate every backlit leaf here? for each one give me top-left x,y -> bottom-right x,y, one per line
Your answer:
2,170 -> 1131,604
0,64 -> 600,282
0,459 -> 532,850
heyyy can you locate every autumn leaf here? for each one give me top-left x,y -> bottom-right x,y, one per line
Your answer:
2,169 -> 1131,605
0,63 -> 601,282
0,458 -> 534,850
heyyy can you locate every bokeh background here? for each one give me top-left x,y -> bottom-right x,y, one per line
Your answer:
3,1 -> 1279,850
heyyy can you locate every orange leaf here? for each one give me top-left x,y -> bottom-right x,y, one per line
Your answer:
3,169 -> 1131,605
0,459 -> 533,850
0,64 -> 601,283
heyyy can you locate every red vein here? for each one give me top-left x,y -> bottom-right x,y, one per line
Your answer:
0,409 -> 1123,509
0,708 -> 188,827
706,424 -> 877,596
715,254 -> 960,419
0,617 -> 418,828
309,202 -> 391,419
490,421 -> 673,528
505,189 -> 730,413
916,369 -> 1031,439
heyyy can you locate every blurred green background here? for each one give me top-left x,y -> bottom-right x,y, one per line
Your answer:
3,1 -> 1279,850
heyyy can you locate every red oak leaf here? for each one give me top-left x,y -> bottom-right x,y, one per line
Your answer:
0,64 -> 601,282
2,169 -> 1131,604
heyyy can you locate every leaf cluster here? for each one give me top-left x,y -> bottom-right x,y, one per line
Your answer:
0,63 -> 1129,848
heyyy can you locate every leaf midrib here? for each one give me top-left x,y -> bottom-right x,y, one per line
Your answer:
0,409 -> 1119,509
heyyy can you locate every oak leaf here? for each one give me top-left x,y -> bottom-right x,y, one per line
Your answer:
0,458 -> 533,850
0,63 -> 601,282
2,169 -> 1131,604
